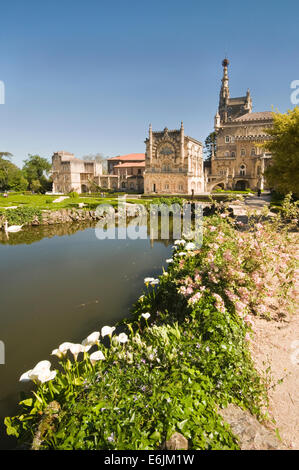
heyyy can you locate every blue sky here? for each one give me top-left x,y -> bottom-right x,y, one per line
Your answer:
0,0 -> 298,167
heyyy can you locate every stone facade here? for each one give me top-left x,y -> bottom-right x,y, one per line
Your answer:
51,151 -> 103,194
207,59 -> 273,192
144,123 -> 204,195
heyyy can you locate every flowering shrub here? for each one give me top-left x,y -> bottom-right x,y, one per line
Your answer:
5,201 -> 298,449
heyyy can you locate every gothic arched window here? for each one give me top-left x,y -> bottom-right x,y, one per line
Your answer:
239,164 -> 246,176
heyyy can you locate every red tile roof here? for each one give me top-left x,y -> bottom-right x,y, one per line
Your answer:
108,153 -> 145,161
114,162 -> 145,168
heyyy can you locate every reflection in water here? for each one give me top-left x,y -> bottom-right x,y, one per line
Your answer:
0,221 -> 97,246
0,218 -> 180,247
0,222 -> 173,448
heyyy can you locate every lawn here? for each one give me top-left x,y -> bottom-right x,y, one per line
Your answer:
0,193 -> 148,211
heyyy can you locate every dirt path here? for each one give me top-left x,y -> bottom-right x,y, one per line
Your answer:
250,310 -> 299,449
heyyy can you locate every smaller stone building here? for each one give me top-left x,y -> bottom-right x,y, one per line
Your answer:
101,153 -> 145,192
51,151 -> 103,194
144,123 -> 204,195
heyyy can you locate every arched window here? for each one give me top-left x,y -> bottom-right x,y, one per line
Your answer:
225,136 -> 230,143
239,164 -> 246,176
231,151 -> 236,158
241,148 -> 246,157
251,148 -> 256,156
225,151 -> 230,157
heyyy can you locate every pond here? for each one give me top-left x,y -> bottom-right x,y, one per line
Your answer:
0,222 -> 173,449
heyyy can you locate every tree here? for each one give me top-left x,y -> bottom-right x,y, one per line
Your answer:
81,153 -> 108,174
22,154 -> 51,193
204,132 -> 217,161
82,153 -> 105,163
0,152 -> 13,160
0,159 -> 28,191
263,107 -> 299,197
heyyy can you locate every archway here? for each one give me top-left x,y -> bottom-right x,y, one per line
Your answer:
81,184 -> 88,193
213,183 -> 225,191
234,180 -> 248,191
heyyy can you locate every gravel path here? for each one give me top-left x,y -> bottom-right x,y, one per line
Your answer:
250,259 -> 299,449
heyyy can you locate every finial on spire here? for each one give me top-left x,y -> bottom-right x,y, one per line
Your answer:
222,58 -> 229,67
180,120 -> 184,129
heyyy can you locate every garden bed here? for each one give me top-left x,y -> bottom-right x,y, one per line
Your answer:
5,203 -> 298,450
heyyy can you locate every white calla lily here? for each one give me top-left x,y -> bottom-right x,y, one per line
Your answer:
141,313 -> 151,320
37,370 -> 57,384
174,239 -> 186,246
82,331 -> 100,349
117,333 -> 128,344
28,360 -> 52,380
58,342 -> 74,355
185,242 -> 196,251
19,370 -> 33,382
51,348 -> 64,359
89,350 -> 105,365
101,326 -> 115,338
70,343 -> 86,361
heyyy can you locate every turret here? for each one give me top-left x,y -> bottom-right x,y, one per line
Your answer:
214,111 -> 221,130
149,123 -> 153,162
245,89 -> 252,112
180,121 -> 185,162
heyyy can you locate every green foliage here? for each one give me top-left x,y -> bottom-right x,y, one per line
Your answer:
6,214 -> 282,450
0,158 -> 28,191
153,197 -> 185,207
213,189 -> 253,194
204,131 -> 217,160
22,154 -> 51,194
68,191 -> 79,198
0,152 -> 13,160
0,206 -> 42,225
263,107 -> 299,197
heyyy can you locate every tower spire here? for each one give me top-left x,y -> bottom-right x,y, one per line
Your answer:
218,58 -> 230,123
220,58 -> 230,103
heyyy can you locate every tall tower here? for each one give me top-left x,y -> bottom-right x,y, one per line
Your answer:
216,58 -> 252,124
219,58 -> 230,122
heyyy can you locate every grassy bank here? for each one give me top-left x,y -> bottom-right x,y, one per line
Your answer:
5,206 -> 298,450
0,193 -> 146,211
0,194 -> 149,226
